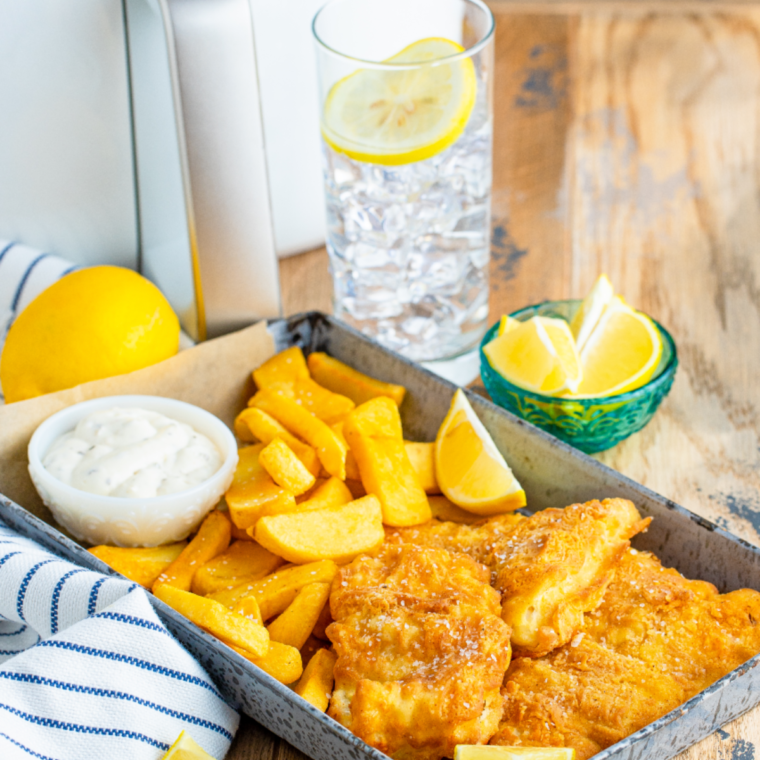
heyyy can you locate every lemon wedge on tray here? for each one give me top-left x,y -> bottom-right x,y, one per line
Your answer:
161,730 -> 215,760
322,37 -> 477,165
455,746 -> 576,760
484,316 -> 582,395
435,389 -> 526,515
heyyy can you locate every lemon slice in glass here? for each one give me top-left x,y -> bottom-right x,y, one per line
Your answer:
484,316 -> 582,395
435,389 -> 526,515
161,731 -> 215,760
455,746 -> 576,760
572,296 -> 662,398
322,37 -> 477,165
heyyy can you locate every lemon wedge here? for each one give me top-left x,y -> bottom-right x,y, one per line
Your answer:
435,389 -> 526,515
570,273 -> 615,352
484,316 -> 582,395
497,315 -> 521,336
161,731 -> 215,760
454,746 -> 576,760
322,37 -> 477,165
572,297 -> 662,397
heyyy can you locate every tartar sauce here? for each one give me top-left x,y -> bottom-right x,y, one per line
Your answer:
43,407 -> 223,498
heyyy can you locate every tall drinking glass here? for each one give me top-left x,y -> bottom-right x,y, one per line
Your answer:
312,0 -> 494,362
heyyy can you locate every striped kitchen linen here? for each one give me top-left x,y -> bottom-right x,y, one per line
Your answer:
0,521 -> 239,760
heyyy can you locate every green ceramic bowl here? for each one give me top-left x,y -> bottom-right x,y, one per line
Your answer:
479,300 -> 678,454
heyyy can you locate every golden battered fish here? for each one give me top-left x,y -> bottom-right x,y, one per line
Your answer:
389,499 -> 650,657
493,548 -> 760,759
327,544 -> 512,760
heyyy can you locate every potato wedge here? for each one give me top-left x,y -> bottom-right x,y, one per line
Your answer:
294,648 -> 337,712
267,582 -> 331,650
343,398 -> 431,527
89,542 -> 186,589
153,511 -> 231,592
297,476 -> 353,512
404,441 -> 440,494
254,495 -> 384,564
253,346 -> 310,391
250,390 -> 347,479
229,640 -> 303,684
233,595 -> 264,626
234,408 -> 321,476
291,378 -> 355,425
191,540 -> 283,596
428,494 -> 482,524
225,444 -> 296,529
307,352 -> 406,407
330,422 -> 361,480
259,438 -> 315,496
209,560 -> 339,620
154,584 -> 268,658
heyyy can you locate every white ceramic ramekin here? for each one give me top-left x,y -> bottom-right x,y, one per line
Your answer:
28,395 -> 238,547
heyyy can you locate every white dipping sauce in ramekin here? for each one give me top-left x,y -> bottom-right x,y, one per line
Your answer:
43,407 -> 223,498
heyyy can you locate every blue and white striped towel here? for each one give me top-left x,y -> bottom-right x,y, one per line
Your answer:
0,522 -> 239,760
0,240 -> 81,401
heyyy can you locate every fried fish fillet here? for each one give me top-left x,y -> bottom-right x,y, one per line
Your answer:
385,512 -> 525,565
492,548 -> 760,759
327,544 -> 512,760
491,636 -> 685,760
389,499 -> 650,657
583,548 -> 760,694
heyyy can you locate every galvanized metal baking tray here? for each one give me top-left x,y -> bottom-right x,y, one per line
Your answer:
2,311 -> 760,760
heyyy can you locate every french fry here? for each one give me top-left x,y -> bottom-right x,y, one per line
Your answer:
312,599 -> 333,641
259,438 -> 316,496
254,495 -> 384,564
300,635 -> 324,669
229,640 -> 303,684
404,441 -> 440,494
153,584 -> 269,658
230,522 -> 254,541
209,560 -> 339,620
250,390 -> 347,479
343,398 -> 431,527
89,542 -> 186,589
428,495 -> 482,524
225,444 -> 296,529
330,422 -> 361,480
234,408 -> 321,476
297,476 -> 353,512
294,648 -> 337,712
291,378 -> 355,425
267,582 -> 331,650
191,540 -> 283,596
153,511 -> 231,593
233,595 -> 264,626
307,352 -> 406,407
252,345 -> 310,391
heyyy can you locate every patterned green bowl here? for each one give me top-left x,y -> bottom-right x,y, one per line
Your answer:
479,300 -> 678,454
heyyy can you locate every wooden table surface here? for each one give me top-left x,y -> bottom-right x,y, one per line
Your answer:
229,3 -> 760,759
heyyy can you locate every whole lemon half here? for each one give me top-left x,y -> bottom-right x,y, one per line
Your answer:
1,266 -> 180,403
